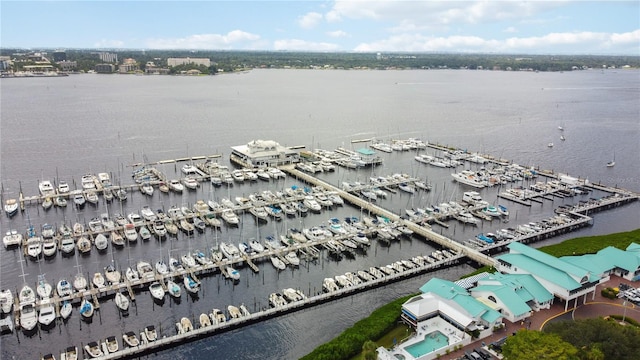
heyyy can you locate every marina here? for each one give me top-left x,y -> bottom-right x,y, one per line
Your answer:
0,69 -> 638,360
1,141 -> 638,359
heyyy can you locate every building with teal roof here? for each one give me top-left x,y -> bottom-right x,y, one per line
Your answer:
470,273 -> 553,323
496,242 -> 601,311
402,278 -> 503,333
597,245 -> 640,281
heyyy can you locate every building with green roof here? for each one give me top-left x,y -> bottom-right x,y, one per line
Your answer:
496,242 -> 601,311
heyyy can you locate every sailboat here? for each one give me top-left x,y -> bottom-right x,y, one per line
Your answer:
607,152 -> 615,167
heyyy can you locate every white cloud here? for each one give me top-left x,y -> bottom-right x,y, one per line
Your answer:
297,12 -> 323,29
326,0 -> 563,27
93,39 -> 125,48
353,30 -> 640,54
326,30 -> 348,38
273,39 -> 340,51
146,30 -> 260,49
504,26 -> 518,33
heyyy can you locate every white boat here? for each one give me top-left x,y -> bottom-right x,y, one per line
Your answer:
125,267 -> 140,282
219,242 -> 241,261
115,292 -> 129,312
180,254 -> 197,268
39,180 -> 56,196
220,209 -> 240,226
155,260 -> 168,275
166,279 -> 181,298
183,275 -> 200,294
36,275 -> 53,299
84,341 -> 103,358
168,179 -> 184,192
211,308 -> 226,325
451,170 -> 486,189
56,279 -> 73,297
322,278 -> 339,292
42,237 -> 57,257
282,288 -> 306,302
136,260 -> 154,279
61,346 -> 78,360
92,234 -> 107,251
92,272 -> 106,289
0,289 -> 14,314
140,183 -> 154,196
123,331 -> 140,348
104,335 -> 118,353
25,233 -> 42,259
124,224 -> 138,242
271,256 -> 286,270
303,195 -> 322,212
139,226 -> 152,240
73,273 -> 87,291
249,239 -> 265,253
3,229 -> 22,248
183,176 -> 199,190
41,196 -> 53,210
60,235 -> 75,254
111,231 -> 125,247
149,282 -> 165,301
54,195 -> 68,207
176,317 -> 193,334
127,212 -> 144,226
4,198 -> 18,217
269,292 -> 288,307
85,190 -> 99,204
607,152 -> 615,167
284,251 -> 300,266
60,301 -> 72,320
199,313 -> 212,328
248,206 -> 269,222
227,305 -> 242,319
144,325 -> 158,342
19,284 -> 36,304
548,142 -> 554,148
20,302 -> 38,331
79,298 -> 94,318
169,257 -> 184,273
225,266 -> 240,281
38,298 -> 56,326
152,220 -> 167,237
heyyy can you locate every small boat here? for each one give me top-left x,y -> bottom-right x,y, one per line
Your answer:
56,279 -> 73,297
38,298 -> 56,326
20,302 -> 38,331
183,275 -> 200,294
607,152 -> 615,167
115,292 -> 129,312
104,264 -> 121,284
149,282 -> 165,301
42,237 -> 57,257
136,260 -> 154,280
139,226 -> 152,240
3,229 -> 23,248
54,196 -> 67,207
73,273 -> 87,291
284,251 -> 300,266
144,325 -> 158,342
227,305 -> 241,319
19,284 -> 36,304
169,257 -> 184,273
180,254 -> 197,268
4,198 -> 18,217
124,224 -> 138,242
60,235 -> 75,255
79,298 -> 94,318
225,266 -> 240,281
125,267 -> 140,282
104,336 -> 118,353
271,256 -> 286,270
548,142 -> 554,148
42,197 -> 53,210
36,275 -> 53,299
155,260 -> 168,275
84,341 -> 103,358
249,239 -> 265,253
199,313 -> 211,328
140,183 -> 154,196
92,272 -> 106,289
168,179 -> 184,192
61,346 -> 78,360
60,301 -> 72,320
123,331 -> 140,347
211,308 -> 226,325
0,289 -> 14,314
78,235 -> 93,253
177,317 -> 193,334
166,279 -> 181,298
111,231 -> 125,247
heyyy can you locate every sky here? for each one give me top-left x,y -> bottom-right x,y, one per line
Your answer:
1,1 -> 639,55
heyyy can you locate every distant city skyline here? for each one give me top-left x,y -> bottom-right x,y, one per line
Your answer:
2,1 -> 639,55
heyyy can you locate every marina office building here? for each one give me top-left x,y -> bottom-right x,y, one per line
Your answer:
230,139 -> 301,169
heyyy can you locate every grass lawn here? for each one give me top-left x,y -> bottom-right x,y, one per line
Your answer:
349,323 -> 414,360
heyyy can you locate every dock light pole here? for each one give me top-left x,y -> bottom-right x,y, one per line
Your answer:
622,301 -> 627,324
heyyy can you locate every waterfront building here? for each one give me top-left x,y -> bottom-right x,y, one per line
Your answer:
230,140 -> 301,169
496,242 -> 601,311
561,243 -> 640,282
95,64 -> 115,73
470,273 -> 554,323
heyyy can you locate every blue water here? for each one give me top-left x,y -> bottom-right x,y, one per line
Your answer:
1,69 -> 638,360
405,330 -> 449,358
